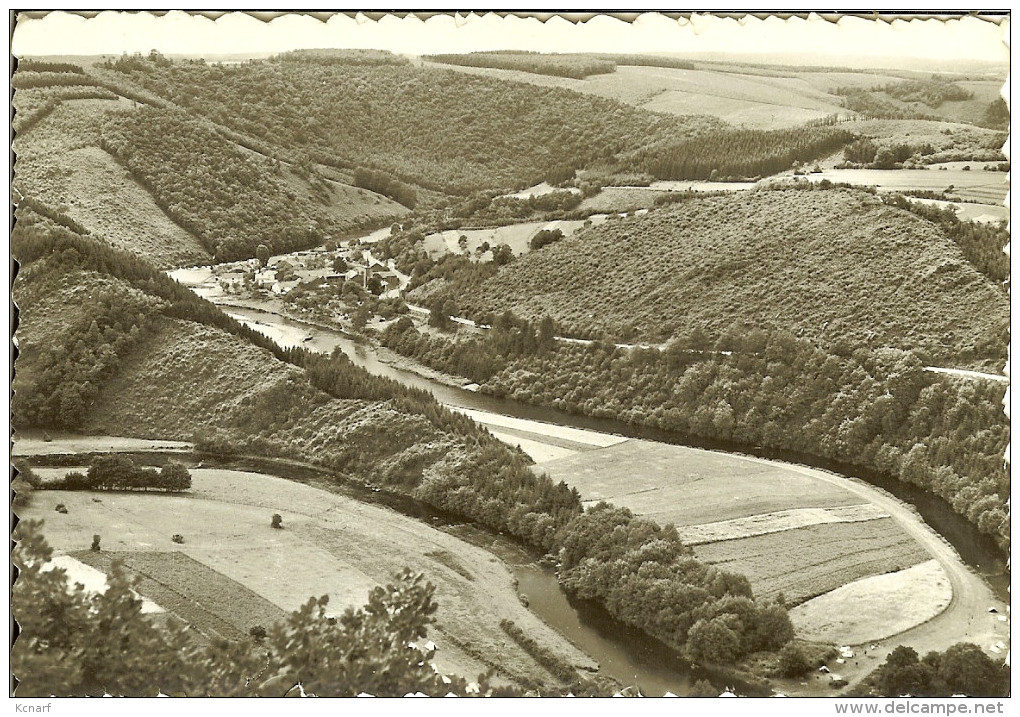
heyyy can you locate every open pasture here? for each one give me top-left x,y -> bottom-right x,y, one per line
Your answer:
422,220 -> 595,261
20,467 -> 597,687
789,560 -> 952,644
537,439 -> 862,527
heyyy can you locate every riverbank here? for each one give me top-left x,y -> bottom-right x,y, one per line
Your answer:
152,289 -> 1009,696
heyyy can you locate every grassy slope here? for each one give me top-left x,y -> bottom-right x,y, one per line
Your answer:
452,187 -> 1007,365
13,82 -> 407,268
13,98 -> 212,268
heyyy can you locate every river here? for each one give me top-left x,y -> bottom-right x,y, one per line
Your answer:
210,302 -> 1009,682
220,303 -> 1010,582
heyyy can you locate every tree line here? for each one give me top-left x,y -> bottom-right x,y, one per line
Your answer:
863,643 -> 1008,697
424,51 -> 617,79
633,127 -> 855,180
882,194 -> 1009,284
38,456 -> 192,492
16,59 -> 85,74
353,167 -> 418,208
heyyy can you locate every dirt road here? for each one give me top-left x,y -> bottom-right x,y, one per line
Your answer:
748,456 -> 1009,693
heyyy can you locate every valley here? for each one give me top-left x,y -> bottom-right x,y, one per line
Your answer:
11,29 -> 1009,700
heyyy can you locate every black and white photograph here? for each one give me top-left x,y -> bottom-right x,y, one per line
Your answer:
7,10 -> 1012,705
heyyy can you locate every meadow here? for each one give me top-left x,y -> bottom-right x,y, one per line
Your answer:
20,467 -> 597,687
790,560 -> 952,644
535,437 -> 941,641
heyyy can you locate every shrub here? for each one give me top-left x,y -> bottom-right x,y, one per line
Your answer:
778,642 -> 812,677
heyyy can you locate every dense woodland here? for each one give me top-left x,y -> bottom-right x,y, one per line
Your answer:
432,186 -> 1007,367
631,127 -> 855,180
99,107 -> 344,261
862,643 -> 1009,697
383,314 -> 1009,552
97,52 -> 728,195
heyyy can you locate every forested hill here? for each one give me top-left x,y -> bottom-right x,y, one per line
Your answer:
443,185 -> 1007,370
89,53 -> 728,195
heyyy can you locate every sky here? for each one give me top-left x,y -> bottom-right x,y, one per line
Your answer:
10,11 -> 1010,66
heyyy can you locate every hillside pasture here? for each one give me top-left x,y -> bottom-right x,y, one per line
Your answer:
13,99 -> 212,268
21,467 -> 598,687
421,61 -> 852,129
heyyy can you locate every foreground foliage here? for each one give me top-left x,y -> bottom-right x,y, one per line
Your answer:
867,644 -> 1008,697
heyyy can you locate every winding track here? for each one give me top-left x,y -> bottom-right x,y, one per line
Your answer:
732,454 -> 1010,690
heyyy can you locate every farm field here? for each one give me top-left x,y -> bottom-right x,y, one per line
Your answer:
789,167 -> 1008,205
692,518 -> 930,605
790,560 -> 952,644
75,550 -> 286,642
536,437 -> 941,632
422,61 -> 852,129
47,554 -> 166,615
421,61 -> 1006,133
19,467 -> 598,687
536,439 -> 861,527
